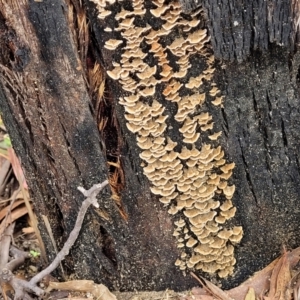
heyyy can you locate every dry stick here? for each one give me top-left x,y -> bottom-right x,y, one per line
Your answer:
29,180 -> 108,286
0,222 -> 15,268
7,246 -> 30,271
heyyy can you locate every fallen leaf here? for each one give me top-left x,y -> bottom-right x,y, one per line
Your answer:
47,280 -> 117,300
7,148 -> 27,189
183,247 -> 300,300
0,159 -> 11,194
244,287 -> 255,300
0,205 -> 28,235
265,250 -> 291,300
190,273 -> 233,300
0,199 -> 25,221
228,256 -> 279,299
22,226 -> 35,234
0,282 -> 13,300
56,298 -> 92,300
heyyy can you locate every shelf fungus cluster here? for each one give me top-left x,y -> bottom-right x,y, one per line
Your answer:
93,0 -> 243,277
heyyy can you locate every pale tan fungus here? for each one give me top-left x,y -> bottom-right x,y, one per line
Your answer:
98,0 -> 241,278
98,9 -> 111,19
183,208 -> 202,218
168,37 -> 185,50
133,8 -> 146,16
173,231 -> 180,237
194,244 -> 213,255
205,221 -> 219,233
104,27 -> 112,32
218,229 -> 233,240
209,86 -> 220,97
221,163 -> 235,173
115,9 -> 134,20
220,171 -> 233,180
136,65 -> 157,80
229,231 -> 243,243
162,22 -> 179,31
149,5 -> 169,17
165,93 -> 180,102
118,17 -> 135,28
138,86 -> 156,97
190,211 -> 216,226
183,132 -> 200,144
174,219 -> 185,227
220,207 -> 237,219
215,215 -> 227,224
172,67 -> 188,78
212,96 -> 224,106
223,185 -> 235,198
208,131 -> 222,141
160,64 -> 173,77
189,254 -> 203,264
218,267 -> 233,278
126,123 -> 142,133
220,200 -> 233,211
196,115 -> 213,126
186,29 -> 208,44
207,175 -> 220,186
175,259 -> 181,266
215,158 -> 226,166
107,66 -> 122,80
201,122 -> 214,131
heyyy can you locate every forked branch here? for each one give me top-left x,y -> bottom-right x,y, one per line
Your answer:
0,180 -> 109,300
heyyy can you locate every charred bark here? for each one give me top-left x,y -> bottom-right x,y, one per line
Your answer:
218,45 -> 300,287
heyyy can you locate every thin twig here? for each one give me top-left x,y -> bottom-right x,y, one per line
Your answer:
29,180 -> 108,285
0,223 -> 15,268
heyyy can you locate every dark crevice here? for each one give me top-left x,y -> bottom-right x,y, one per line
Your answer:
252,91 -> 259,115
238,137 -> 259,206
60,120 -> 82,180
221,107 -> 229,135
296,64 -> 300,93
294,154 -> 300,178
266,90 -> 272,121
99,225 -> 117,267
281,118 -> 288,147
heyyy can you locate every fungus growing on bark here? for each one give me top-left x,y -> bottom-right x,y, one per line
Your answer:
212,96 -> 224,106
94,0 -> 242,279
208,131 -> 222,140
98,9 -> 111,19
104,39 -> 123,50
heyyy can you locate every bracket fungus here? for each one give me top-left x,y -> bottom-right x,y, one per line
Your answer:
94,0 -> 243,278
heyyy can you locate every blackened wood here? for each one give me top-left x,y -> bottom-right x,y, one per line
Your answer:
201,0 -> 295,61
179,0 -> 201,12
217,45 -> 300,287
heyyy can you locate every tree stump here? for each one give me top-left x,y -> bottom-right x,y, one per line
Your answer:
0,0 -> 299,292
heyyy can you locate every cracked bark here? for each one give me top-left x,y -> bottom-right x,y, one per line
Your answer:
217,45 -> 300,288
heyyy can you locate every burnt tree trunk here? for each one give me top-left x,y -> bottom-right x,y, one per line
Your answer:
0,0 -> 299,292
